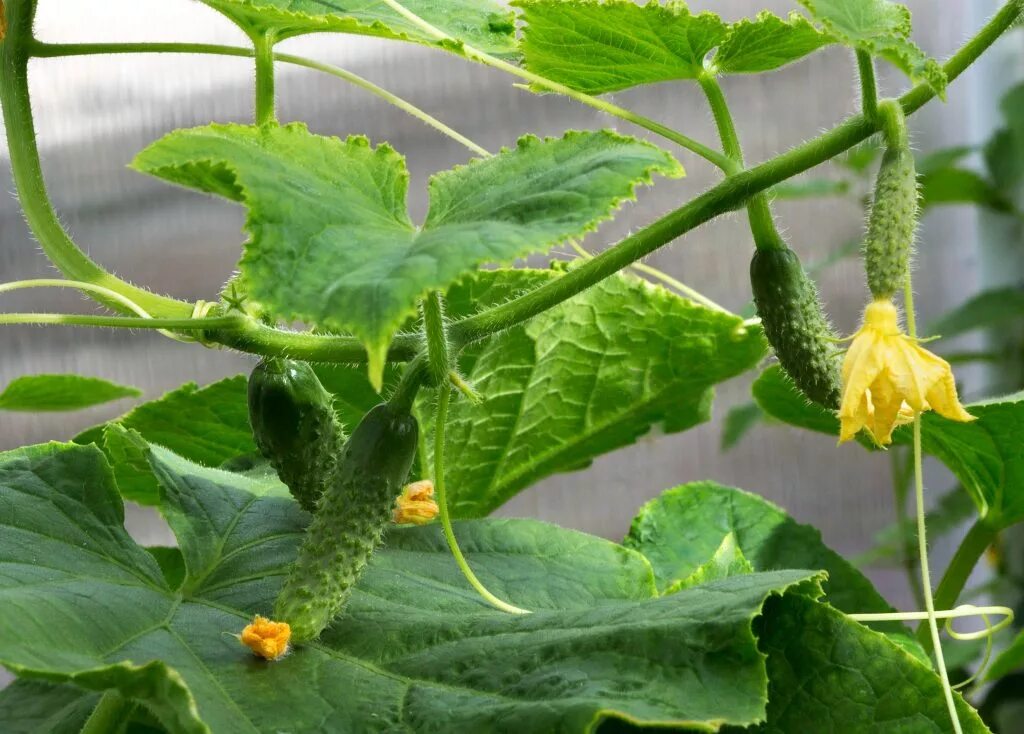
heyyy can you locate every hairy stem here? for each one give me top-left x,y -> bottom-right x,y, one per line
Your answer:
421,291 -> 451,387
698,73 -> 783,251
252,31 -> 277,126
0,1 -> 191,318
857,50 -> 879,121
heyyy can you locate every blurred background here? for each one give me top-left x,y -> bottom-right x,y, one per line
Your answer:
1,0 -> 1021,618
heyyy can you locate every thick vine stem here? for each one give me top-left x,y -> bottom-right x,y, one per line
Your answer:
857,50 -> 879,121
421,291 -> 451,387
252,30 -> 277,126
0,0 -> 191,319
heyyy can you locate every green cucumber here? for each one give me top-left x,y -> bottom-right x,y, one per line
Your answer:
275,402 -> 419,642
750,246 -> 841,409
864,143 -> 918,299
248,358 -> 345,514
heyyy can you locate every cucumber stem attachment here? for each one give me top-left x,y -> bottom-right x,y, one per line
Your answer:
434,382 -> 530,615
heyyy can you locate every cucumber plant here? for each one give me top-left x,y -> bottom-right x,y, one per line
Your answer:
0,0 -> 1023,732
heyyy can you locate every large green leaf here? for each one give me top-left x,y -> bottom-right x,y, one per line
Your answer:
746,594 -> 989,733
0,680 -> 97,734
920,167 -> 1015,213
437,269 -> 767,517
198,0 -> 516,55
0,441 -> 833,733
929,287 -> 1024,340
752,365 -> 841,436
797,0 -> 947,94
133,124 -> 682,386
0,374 -> 140,412
515,0 -> 831,94
624,481 -> 921,654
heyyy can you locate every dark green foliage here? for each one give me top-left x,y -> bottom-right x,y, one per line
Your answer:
248,358 -> 346,513
275,402 -> 419,642
750,247 -> 841,409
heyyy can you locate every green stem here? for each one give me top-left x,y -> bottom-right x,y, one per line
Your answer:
912,419 -> 962,734
890,448 -> 925,608
698,73 -> 782,251
856,50 -> 879,121
0,313 -> 240,330
449,0 -> 1022,345
252,31 -> 277,126
80,691 -> 131,734
916,519 -> 999,648
878,98 -> 909,151
421,291 -> 451,387
0,3 -> 190,319
388,354 -> 427,413
433,381 -> 529,615
30,42 -> 491,157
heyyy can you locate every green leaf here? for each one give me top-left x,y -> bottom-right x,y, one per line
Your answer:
797,0 -> 947,94
747,594 -> 990,733
713,11 -> 834,74
133,124 -> 682,386
0,680 -> 97,734
0,375 -> 140,412
721,401 -> 764,451
439,269 -> 767,517
0,440 -> 834,733
515,1 -> 831,94
752,365 -> 841,436
920,167 -> 1015,213
917,145 -> 975,176
75,377 -> 256,505
623,481 -> 919,654
668,532 -> 754,592
198,0 -> 517,56
985,83 -> 1024,189
929,287 -> 1024,339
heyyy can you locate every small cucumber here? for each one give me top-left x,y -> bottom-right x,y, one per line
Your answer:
864,143 -> 918,299
275,402 -> 419,642
750,246 -> 841,409
248,358 -> 345,513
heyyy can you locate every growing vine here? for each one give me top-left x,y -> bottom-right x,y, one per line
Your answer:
0,0 -> 1022,732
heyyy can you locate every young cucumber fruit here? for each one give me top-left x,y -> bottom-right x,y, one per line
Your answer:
750,246 -> 842,409
275,402 -> 419,642
248,358 -> 345,514
864,142 -> 918,299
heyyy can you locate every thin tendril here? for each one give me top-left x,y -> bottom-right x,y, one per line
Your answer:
0,279 -> 201,342
433,382 -> 530,615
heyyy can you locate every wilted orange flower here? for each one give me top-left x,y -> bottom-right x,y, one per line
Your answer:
840,298 -> 974,446
240,615 -> 291,661
393,480 -> 439,525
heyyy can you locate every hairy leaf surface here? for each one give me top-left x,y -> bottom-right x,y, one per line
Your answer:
436,270 -> 767,517
516,0 -> 831,94
133,124 -> 681,385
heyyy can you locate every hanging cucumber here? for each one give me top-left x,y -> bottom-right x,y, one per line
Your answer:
247,358 -> 345,514
864,101 -> 918,299
274,401 -> 419,642
750,245 -> 842,409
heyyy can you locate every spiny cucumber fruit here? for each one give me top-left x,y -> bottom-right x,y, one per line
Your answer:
750,246 -> 842,409
248,358 -> 345,514
864,142 -> 918,299
275,402 -> 419,642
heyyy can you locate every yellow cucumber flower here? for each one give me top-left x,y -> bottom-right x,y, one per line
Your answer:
393,480 -> 440,525
839,298 -> 974,445
239,615 -> 291,661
